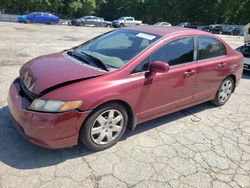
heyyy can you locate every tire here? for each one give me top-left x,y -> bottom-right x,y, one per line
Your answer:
26,19 -> 31,24
80,103 -> 128,151
49,20 -> 55,25
211,77 -> 235,106
119,23 -> 125,28
106,24 -> 111,28
79,22 -> 84,27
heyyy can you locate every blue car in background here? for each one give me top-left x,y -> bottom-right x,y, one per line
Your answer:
18,12 -> 60,24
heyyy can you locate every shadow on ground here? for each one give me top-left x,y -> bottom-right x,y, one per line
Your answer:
0,102 -> 215,170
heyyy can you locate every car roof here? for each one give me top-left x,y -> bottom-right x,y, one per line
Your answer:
124,26 -> 211,37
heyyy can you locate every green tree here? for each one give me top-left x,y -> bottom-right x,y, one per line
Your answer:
1,0 -> 250,24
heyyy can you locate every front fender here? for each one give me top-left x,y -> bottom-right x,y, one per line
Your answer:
79,93 -> 134,112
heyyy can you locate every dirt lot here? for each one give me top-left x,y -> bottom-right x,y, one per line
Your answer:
0,22 -> 250,188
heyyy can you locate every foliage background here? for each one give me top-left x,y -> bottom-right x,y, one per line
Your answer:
0,0 -> 249,24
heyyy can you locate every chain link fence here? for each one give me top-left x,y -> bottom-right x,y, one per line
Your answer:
0,13 -> 18,22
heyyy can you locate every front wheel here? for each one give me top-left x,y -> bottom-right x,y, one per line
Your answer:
211,77 -> 234,106
119,23 -> 125,28
80,103 -> 128,151
25,19 -> 31,24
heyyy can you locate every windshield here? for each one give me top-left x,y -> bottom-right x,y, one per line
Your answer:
119,17 -> 125,20
75,29 -> 160,70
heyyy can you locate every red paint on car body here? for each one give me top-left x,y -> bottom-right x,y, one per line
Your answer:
8,26 -> 244,149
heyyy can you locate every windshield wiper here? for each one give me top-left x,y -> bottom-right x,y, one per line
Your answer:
80,52 -> 109,71
67,51 -> 89,65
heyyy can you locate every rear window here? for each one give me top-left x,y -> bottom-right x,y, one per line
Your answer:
198,37 -> 226,60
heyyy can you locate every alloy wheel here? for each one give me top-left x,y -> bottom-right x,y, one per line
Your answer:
218,80 -> 233,103
91,109 -> 124,145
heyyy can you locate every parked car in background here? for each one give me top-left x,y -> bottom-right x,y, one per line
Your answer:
178,22 -> 190,27
177,22 -> 198,29
17,12 -> 59,24
200,26 -> 212,32
236,45 -> 250,70
112,17 -> 142,28
198,24 -> 223,34
209,24 -> 223,34
223,27 -> 241,36
17,15 -> 27,23
69,16 -> 112,27
154,22 -> 172,27
236,23 -> 250,70
8,26 -> 243,151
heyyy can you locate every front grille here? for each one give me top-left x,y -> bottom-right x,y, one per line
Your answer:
14,78 -> 38,102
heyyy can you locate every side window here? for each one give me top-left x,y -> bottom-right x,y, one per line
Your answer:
198,37 -> 226,60
126,18 -> 133,21
151,37 -> 194,66
131,58 -> 150,74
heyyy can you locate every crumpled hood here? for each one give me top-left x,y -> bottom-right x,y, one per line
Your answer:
20,52 -> 107,95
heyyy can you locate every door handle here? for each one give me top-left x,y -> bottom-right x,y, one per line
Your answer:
217,62 -> 227,68
184,70 -> 196,78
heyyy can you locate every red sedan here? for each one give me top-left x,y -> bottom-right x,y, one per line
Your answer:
8,26 -> 244,150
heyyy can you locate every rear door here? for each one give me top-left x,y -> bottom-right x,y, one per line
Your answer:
193,36 -> 228,102
124,17 -> 134,27
86,17 -> 97,26
84,17 -> 91,25
42,13 -> 49,23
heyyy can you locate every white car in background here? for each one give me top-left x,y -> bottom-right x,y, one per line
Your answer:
236,23 -> 250,70
154,22 -> 172,27
236,45 -> 250,70
112,17 -> 142,28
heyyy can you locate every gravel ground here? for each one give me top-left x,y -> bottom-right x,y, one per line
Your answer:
0,22 -> 250,188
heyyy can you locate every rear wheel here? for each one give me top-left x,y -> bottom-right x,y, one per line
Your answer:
80,103 -> 128,151
211,77 -> 234,106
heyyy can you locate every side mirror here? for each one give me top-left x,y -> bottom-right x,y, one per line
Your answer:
150,61 -> 170,73
146,61 -> 170,78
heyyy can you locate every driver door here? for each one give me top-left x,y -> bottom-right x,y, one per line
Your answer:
33,12 -> 43,23
135,37 -> 197,119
